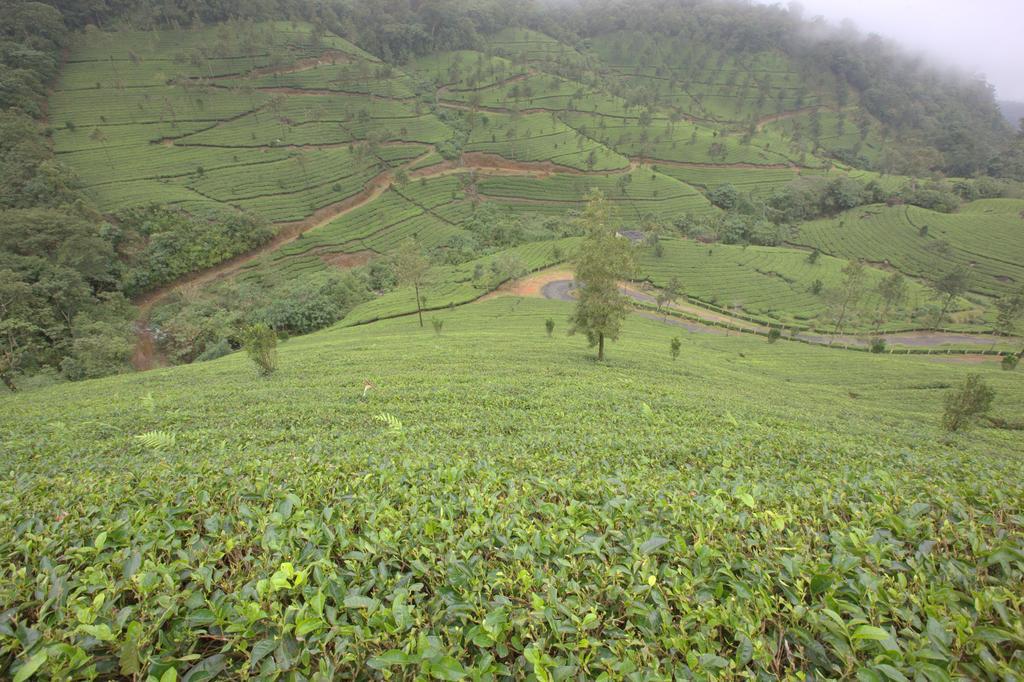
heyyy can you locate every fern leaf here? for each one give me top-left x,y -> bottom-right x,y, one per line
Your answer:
135,430 -> 176,451
373,413 -> 403,433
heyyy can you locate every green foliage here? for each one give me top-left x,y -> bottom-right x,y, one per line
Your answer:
1,298 -> 1022,680
393,238 -> 431,327
930,265 -> 971,326
431,317 -> 444,334
195,338 -> 233,362
669,335 -> 681,358
708,183 -> 738,209
767,327 -> 782,343
115,206 -> 274,296
0,208 -> 131,381
568,190 -> 636,360
870,337 -> 887,353
796,201 -> 1024,298
1000,354 -> 1018,371
241,323 -> 277,376
994,288 -> 1024,337
942,374 -> 995,431
545,318 -> 554,336
252,273 -> 370,336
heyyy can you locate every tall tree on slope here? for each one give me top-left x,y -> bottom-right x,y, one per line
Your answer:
569,189 -> 636,361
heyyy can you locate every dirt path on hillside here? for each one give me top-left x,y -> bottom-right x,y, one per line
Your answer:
753,106 -> 828,132
177,50 -> 354,84
479,268 -> 575,301
133,150 -> 642,315
527,272 -> 1013,356
639,158 -> 796,171
133,163 -> 402,314
436,71 -> 532,99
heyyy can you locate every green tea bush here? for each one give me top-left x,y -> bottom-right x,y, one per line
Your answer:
1,299 -> 1023,681
1001,353 -> 1019,371
242,323 -> 278,376
942,374 -> 995,431
870,337 -> 887,353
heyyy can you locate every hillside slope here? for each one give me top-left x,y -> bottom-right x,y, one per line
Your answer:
2,297 -> 1023,679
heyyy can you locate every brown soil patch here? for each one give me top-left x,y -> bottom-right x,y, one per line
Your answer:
131,323 -> 168,371
320,250 -> 374,269
479,268 -> 575,301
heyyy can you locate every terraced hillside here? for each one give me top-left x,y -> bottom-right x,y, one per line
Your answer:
43,20 -> 1024,362
3,298 -> 1023,680
794,200 -> 1024,298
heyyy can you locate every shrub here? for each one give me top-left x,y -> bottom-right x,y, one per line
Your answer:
767,327 -> 781,343
242,324 -> 278,376
870,337 -> 887,353
670,336 -> 681,359
942,374 -> 994,432
1002,354 -> 1020,371
545,318 -> 555,337
709,183 -> 738,209
810,279 -> 823,295
196,338 -> 233,362
431,317 -> 444,335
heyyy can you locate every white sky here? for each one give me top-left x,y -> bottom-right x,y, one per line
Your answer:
760,0 -> 1024,100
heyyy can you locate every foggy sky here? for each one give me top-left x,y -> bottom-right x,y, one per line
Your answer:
763,0 -> 1024,101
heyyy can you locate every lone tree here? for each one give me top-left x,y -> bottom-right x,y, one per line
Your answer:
827,259 -> 866,342
568,189 -> 636,361
994,287 -> 1024,338
874,271 -> 908,333
929,265 -> 970,327
393,238 -> 430,327
656,276 -> 683,315
942,374 -> 994,432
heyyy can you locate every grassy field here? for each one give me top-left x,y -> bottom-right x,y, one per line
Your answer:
3,297 -> 1022,680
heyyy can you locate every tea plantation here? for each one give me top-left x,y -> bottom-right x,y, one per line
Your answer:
38,19 -> 1023,343
2,298 -> 1023,680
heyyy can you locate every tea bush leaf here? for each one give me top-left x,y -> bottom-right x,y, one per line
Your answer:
12,651 -> 47,682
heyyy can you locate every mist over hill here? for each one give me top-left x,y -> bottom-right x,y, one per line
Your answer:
999,100 -> 1024,127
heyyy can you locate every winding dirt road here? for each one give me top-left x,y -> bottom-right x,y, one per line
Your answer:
537,275 -> 1015,356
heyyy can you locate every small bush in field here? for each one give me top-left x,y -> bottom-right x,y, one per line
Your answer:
242,324 -> 278,376
942,374 -> 994,432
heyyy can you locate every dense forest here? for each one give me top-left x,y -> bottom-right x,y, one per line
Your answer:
1,0 -> 1022,388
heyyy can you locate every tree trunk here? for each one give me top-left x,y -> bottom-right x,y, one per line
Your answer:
597,332 -> 605,361
415,283 -> 423,327
936,294 -> 954,328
